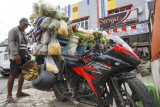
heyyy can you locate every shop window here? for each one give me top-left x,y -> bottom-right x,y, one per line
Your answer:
85,20 -> 88,28
108,5 -> 132,16
81,21 -> 84,28
72,19 -> 89,29
126,7 -> 131,10
115,10 -> 120,13
120,8 -> 125,12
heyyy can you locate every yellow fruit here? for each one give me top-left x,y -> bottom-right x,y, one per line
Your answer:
29,15 -> 34,20
46,63 -> 59,74
48,43 -> 61,55
21,71 -> 29,75
34,72 -> 38,76
29,69 -> 35,72
30,72 -> 34,75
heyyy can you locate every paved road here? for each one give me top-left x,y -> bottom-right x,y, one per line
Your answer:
0,72 -> 154,107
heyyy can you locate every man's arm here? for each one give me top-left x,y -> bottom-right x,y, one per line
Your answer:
8,28 -> 19,56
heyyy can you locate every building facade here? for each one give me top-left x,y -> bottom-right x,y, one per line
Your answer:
62,0 -> 154,71
62,0 -> 153,29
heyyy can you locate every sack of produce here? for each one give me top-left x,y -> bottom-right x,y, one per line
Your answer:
21,60 -> 38,81
39,44 -> 48,55
33,17 -> 41,25
40,17 -> 52,29
100,31 -> 109,45
54,10 -> 64,21
68,36 -> 79,55
39,2 -> 56,17
36,34 -> 42,42
67,24 -> 74,38
62,14 -> 69,22
40,31 -> 50,44
31,43 -> 44,56
46,56 -> 59,74
37,16 -> 46,26
33,29 -> 42,38
48,19 -> 60,30
58,20 -> 68,36
31,43 -> 38,56
36,44 -> 48,55
48,36 -> 61,55
33,3 -> 39,13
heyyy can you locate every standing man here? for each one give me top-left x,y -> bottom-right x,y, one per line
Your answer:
133,46 -> 141,57
7,18 -> 31,103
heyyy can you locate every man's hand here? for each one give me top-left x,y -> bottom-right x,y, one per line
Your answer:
27,54 -> 31,60
14,54 -> 21,64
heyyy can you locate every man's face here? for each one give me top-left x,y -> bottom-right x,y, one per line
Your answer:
19,21 -> 28,30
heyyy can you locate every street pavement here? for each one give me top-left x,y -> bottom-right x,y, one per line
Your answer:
0,72 -> 154,107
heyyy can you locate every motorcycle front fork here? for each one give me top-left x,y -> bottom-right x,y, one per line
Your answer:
110,77 -> 125,107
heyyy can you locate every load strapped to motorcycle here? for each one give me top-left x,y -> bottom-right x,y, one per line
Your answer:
24,1 -> 109,89
22,1 -> 157,107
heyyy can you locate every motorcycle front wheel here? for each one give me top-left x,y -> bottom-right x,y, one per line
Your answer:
108,77 -> 156,107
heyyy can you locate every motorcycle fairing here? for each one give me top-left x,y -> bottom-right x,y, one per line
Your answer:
72,66 -> 98,98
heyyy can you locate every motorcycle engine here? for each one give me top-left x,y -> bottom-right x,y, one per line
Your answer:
79,81 -> 92,94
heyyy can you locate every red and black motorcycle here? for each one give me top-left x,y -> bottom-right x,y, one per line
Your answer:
53,36 -> 156,107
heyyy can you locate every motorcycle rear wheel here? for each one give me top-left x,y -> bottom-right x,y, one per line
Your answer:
112,78 -> 156,107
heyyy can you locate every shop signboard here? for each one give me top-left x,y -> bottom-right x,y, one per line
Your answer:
100,9 -> 138,29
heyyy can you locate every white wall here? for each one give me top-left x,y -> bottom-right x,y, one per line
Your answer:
151,59 -> 160,102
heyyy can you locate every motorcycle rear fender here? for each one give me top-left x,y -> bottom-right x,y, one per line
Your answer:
115,72 -> 136,80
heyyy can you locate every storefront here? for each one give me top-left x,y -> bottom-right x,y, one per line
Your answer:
100,9 -> 151,70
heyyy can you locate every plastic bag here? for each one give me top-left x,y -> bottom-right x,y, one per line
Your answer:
40,31 -> 50,44
48,19 -> 60,30
33,17 -> 41,25
33,29 -> 42,38
48,36 -> 61,55
58,20 -> 68,36
37,16 -> 46,26
100,31 -> 109,45
39,44 -> 48,55
66,24 -> 74,38
62,14 -> 69,22
39,2 -> 56,17
54,10 -> 64,20
40,17 -> 52,29
46,56 -> 59,74
31,43 -> 46,56
31,43 -> 38,56
33,3 -> 39,13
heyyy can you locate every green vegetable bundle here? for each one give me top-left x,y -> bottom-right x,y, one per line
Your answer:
74,31 -> 89,46
39,3 -> 56,17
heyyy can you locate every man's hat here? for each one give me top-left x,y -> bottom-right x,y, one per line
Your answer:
20,18 -> 31,26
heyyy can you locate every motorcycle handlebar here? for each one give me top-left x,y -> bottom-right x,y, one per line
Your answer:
82,45 -> 98,57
